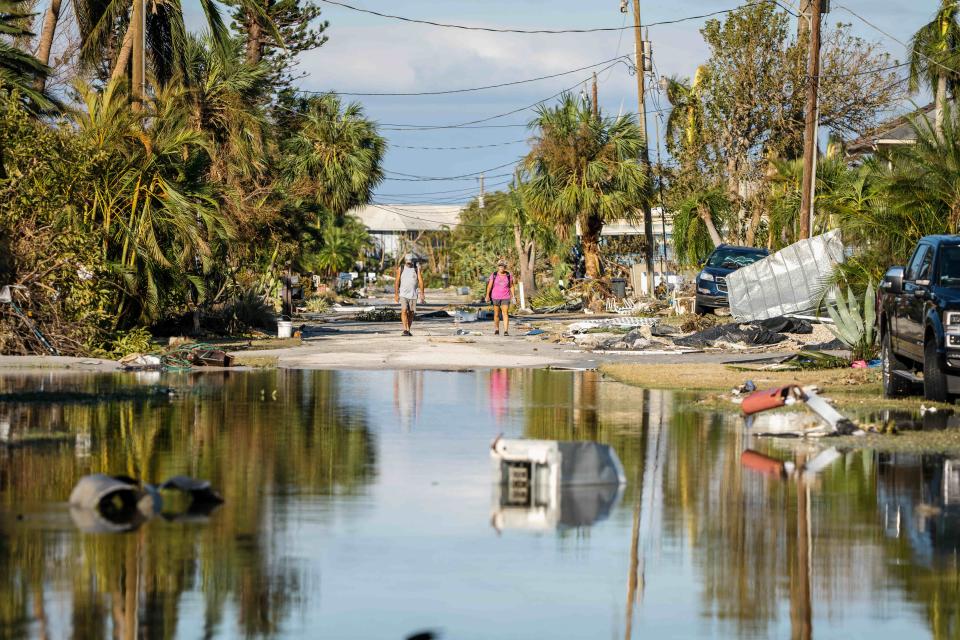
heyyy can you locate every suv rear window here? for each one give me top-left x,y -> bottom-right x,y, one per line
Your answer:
706,248 -> 767,270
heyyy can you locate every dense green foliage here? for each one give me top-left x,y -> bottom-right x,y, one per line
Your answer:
0,0 -> 383,354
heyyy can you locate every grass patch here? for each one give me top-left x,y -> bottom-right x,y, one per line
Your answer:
599,362 -> 950,412
232,355 -> 279,368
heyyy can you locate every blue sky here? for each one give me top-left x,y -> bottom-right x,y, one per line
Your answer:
195,1 -> 937,203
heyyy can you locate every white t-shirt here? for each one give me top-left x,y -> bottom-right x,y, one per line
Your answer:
399,265 -> 419,299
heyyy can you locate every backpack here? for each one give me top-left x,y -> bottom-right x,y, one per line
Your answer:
489,271 -> 513,288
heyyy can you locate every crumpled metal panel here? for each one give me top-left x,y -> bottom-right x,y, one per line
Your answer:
727,230 -> 844,321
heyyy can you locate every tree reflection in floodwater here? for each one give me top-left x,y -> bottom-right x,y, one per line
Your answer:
0,370 -> 375,639
3,370 -> 960,638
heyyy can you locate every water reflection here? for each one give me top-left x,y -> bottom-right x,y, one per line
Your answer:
3,369 -> 960,638
0,370 -> 374,639
393,370 -> 424,432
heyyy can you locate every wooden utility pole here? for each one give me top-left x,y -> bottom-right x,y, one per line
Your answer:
591,72 -> 599,118
631,0 -> 656,297
131,0 -> 145,107
798,0 -> 822,240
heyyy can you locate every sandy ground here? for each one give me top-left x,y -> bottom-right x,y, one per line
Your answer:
228,313 -> 789,371
0,290 -> 834,373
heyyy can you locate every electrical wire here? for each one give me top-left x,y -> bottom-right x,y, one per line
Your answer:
390,139 -> 527,151
377,59 -> 631,130
375,180 -> 512,197
382,172 -> 513,182
298,56 -> 631,96
835,3 -> 956,77
383,159 -> 521,181
318,0 -> 767,35
368,202 -> 511,229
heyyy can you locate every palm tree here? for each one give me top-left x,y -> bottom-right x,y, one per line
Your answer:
33,0 -> 61,91
281,93 -> 386,222
886,102 -> 960,232
0,0 -> 55,109
524,92 -> 648,279
671,185 -> 730,266
72,80 -> 233,325
74,0 -> 261,90
908,0 -> 960,134
663,67 -> 708,166
179,34 -> 269,186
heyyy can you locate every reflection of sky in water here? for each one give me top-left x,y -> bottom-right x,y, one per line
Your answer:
1,370 -> 959,639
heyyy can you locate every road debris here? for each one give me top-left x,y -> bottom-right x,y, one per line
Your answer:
727,230 -> 845,321
740,384 -> 858,435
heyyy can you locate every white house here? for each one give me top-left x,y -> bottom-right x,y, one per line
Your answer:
350,204 -> 463,259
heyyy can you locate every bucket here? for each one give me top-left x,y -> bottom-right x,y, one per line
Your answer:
277,320 -> 293,338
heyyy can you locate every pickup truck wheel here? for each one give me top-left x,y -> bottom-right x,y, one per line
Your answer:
924,338 -> 950,403
695,303 -> 710,316
882,333 -> 911,397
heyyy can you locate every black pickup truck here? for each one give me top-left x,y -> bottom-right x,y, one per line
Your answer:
880,235 -> 960,401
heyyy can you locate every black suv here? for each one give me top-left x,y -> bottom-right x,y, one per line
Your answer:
880,235 -> 960,401
695,245 -> 769,315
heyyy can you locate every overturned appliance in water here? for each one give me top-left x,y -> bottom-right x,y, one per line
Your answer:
68,474 -> 223,533
490,437 -> 626,531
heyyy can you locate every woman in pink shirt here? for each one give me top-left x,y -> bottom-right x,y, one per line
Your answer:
485,259 -> 517,336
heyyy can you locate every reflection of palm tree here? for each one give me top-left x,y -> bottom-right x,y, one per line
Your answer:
0,369 -> 377,637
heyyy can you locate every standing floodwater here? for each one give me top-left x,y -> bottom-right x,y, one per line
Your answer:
0,369 -> 958,639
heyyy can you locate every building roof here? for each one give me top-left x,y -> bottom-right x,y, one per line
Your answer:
846,102 -> 938,156
578,209 -> 673,236
350,204 -> 463,232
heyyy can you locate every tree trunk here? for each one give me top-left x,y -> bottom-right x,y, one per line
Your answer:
513,224 -> 536,298
698,203 -> 723,248
936,74 -> 947,136
33,0 -> 62,91
726,156 -> 742,243
745,204 -> 763,246
581,213 -> 604,280
110,26 -> 134,86
131,0 -> 145,105
245,1 -> 268,65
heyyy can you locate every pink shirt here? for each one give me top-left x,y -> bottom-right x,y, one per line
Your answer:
489,272 -> 512,299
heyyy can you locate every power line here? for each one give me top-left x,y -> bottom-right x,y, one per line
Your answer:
318,0 -> 765,35
378,59 -> 631,130
383,172 -> 513,182
835,3 -> 957,77
375,180 -> 512,197
299,56 -> 630,97
369,203 -> 510,229
390,139 -> 527,150
383,159 -> 520,181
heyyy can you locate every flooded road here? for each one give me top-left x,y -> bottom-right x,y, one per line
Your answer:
1,369 -> 959,639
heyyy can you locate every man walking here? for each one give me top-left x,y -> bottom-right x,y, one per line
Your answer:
485,259 -> 516,336
394,253 -> 425,336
